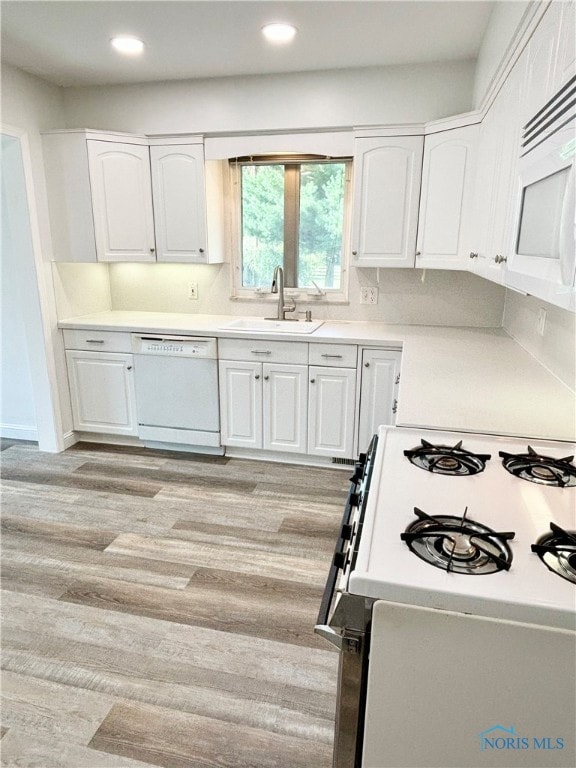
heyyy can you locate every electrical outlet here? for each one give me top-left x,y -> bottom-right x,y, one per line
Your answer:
188,281 -> 199,300
537,307 -> 547,336
360,286 -> 378,305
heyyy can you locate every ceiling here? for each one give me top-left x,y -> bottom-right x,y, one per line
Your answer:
1,1 -> 496,88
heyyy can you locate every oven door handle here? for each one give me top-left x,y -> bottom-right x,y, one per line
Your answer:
314,483 -> 359,649
315,623 -> 345,650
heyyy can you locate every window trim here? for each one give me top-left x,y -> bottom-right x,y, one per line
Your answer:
229,156 -> 352,303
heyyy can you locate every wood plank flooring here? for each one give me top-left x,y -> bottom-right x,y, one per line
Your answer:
0,441 -> 348,767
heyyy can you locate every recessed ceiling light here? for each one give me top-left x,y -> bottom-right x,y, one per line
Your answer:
261,23 -> 297,44
110,36 -> 145,56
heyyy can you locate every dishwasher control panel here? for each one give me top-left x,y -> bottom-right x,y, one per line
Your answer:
131,334 -> 217,359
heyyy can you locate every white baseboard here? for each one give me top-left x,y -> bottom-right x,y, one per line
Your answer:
1,423 -> 39,441
62,430 -> 78,449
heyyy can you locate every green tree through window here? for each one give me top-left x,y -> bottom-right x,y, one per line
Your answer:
239,159 -> 348,290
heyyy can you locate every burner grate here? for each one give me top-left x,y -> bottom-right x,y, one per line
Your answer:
531,523 -> 576,583
401,507 -> 515,575
499,446 -> 576,487
404,439 -> 490,476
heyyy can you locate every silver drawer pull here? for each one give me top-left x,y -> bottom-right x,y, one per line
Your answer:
321,354 -> 343,359
251,350 -> 272,355
85,339 -> 105,344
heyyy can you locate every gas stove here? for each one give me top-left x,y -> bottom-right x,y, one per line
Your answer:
348,426 -> 576,630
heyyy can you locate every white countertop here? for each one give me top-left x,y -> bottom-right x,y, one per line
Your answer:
59,311 -> 576,443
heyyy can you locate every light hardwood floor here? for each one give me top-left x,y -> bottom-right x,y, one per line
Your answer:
0,440 -> 348,767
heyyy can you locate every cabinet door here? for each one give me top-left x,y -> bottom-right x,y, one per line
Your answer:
65,350 -> 138,435
485,64 -> 524,284
218,360 -> 262,448
357,349 -> 402,453
150,145 -> 208,263
469,108 -> 499,278
470,64 -> 524,284
416,125 -> 479,270
555,0 -> 575,91
351,137 -> 423,268
263,364 -> 308,454
87,140 -> 156,262
308,366 -> 356,459
520,2 -> 562,125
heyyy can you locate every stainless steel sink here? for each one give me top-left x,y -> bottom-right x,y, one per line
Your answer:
221,318 -> 324,334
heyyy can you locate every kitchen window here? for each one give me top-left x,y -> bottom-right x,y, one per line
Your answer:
230,155 -> 352,299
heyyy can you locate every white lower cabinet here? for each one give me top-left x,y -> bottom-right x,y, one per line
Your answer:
218,361 -> 262,448
65,350 -> 138,435
357,348 -> 402,453
308,366 -> 357,458
219,339 -> 360,458
218,359 -> 307,454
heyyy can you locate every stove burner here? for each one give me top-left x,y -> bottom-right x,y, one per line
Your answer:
401,507 -> 515,575
531,523 -> 576,584
499,446 -> 576,487
404,439 -> 491,476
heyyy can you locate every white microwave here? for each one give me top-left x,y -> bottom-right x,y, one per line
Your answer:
507,76 -> 576,310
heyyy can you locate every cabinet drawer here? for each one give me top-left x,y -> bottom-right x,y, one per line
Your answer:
219,338 -> 308,364
63,329 -> 133,353
309,343 -> 357,368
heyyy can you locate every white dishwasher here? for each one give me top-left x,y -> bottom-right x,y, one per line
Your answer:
131,334 -> 220,448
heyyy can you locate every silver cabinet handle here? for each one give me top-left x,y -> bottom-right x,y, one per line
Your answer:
254,374 -> 260,380
127,365 -> 133,371
199,248 -> 205,253
150,248 -> 155,253
321,354 -> 343,359
415,251 -> 421,256
469,252 -> 479,259
352,250 -> 358,256
310,378 -> 316,383
86,339 -> 105,344
395,374 -> 401,385
494,254 -> 507,264
264,375 -> 269,381
364,361 -> 370,368
251,350 -> 272,355
392,398 -> 398,414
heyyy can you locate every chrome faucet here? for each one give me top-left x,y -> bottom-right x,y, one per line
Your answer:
269,265 -> 297,320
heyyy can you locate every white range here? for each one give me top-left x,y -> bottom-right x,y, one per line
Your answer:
317,425 -> 576,768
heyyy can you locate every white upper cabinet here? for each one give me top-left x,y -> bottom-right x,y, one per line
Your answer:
555,0 -> 575,90
150,145 -> 224,264
415,125 -> 479,270
470,60 -> 525,285
520,1 -> 563,125
88,140 -> 156,262
351,136 -> 423,268
42,131 -> 225,264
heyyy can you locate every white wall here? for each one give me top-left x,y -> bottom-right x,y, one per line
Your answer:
1,64 -> 72,447
1,135 -> 38,439
503,290 -> 575,391
52,261 -> 506,328
62,61 -> 476,135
